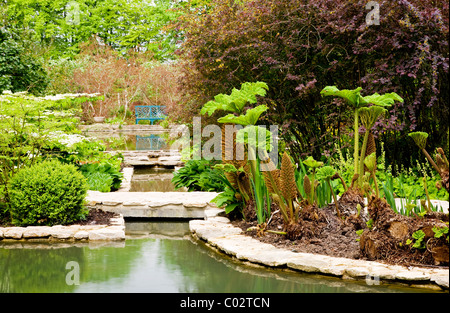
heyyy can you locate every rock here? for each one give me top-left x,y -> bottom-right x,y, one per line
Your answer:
88,227 -> 125,240
183,202 -> 207,209
50,226 -> 79,239
246,249 -> 295,267
287,254 -> 330,273
3,227 -> 24,239
74,231 -> 89,240
396,270 -> 430,281
123,202 -> 146,207
431,274 -> 449,289
368,264 -> 399,280
345,267 -> 370,278
158,156 -> 181,162
103,201 -> 122,206
207,216 -> 230,224
23,226 -> 52,238
326,257 -> 360,276
148,201 -> 179,208
191,222 -> 242,241
109,217 -> 125,226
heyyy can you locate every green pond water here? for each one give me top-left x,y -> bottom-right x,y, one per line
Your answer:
84,132 -> 169,151
0,221 -> 440,293
130,167 -> 183,192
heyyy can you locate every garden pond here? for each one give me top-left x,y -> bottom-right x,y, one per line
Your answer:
130,167 -> 183,192
84,132 -> 170,151
0,221 -> 441,293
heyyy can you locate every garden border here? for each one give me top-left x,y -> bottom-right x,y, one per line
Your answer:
0,215 -> 125,242
190,209 -> 449,291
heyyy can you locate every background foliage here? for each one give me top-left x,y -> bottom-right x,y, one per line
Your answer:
174,0 -> 449,171
2,0 -> 182,60
0,28 -> 48,95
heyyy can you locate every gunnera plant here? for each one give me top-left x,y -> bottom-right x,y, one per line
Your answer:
8,159 -> 89,226
316,166 -> 341,218
409,132 -> 449,193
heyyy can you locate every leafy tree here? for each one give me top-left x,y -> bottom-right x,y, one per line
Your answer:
3,0 -> 182,60
0,28 -> 48,95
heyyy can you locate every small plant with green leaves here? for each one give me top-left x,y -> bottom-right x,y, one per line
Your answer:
406,230 -> 426,249
320,86 -> 403,192
172,159 -> 226,192
364,152 -> 380,198
432,225 -> 449,242
355,229 -> 364,242
408,132 -> 449,193
357,105 -> 387,186
80,161 -> 124,192
316,166 -> 341,218
302,156 -> 324,205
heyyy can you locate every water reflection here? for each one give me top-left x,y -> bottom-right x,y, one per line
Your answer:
0,222 -> 440,293
130,167 -> 182,192
157,239 -> 429,293
135,135 -> 167,151
83,132 -> 169,151
0,244 -> 84,293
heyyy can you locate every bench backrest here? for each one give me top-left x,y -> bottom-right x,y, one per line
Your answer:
135,105 -> 166,124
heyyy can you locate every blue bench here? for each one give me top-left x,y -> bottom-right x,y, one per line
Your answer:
135,105 -> 166,125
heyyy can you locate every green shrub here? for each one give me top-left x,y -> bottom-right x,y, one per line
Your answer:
84,172 -> 114,193
8,160 -> 88,226
80,162 -> 123,192
0,28 -> 49,95
172,159 -> 227,192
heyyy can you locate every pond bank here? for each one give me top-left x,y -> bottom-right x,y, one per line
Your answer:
0,215 -> 125,242
189,211 -> 449,291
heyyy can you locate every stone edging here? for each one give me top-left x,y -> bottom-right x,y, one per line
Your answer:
190,210 -> 449,291
0,215 -> 125,242
117,167 -> 134,192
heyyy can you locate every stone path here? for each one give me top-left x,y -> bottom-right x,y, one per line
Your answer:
86,190 -> 219,219
190,210 -> 449,291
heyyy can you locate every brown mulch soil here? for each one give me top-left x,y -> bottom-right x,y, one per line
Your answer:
231,191 -> 449,269
234,203 -> 363,260
69,208 -> 119,226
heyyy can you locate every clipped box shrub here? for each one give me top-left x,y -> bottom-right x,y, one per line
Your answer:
8,160 -> 88,226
